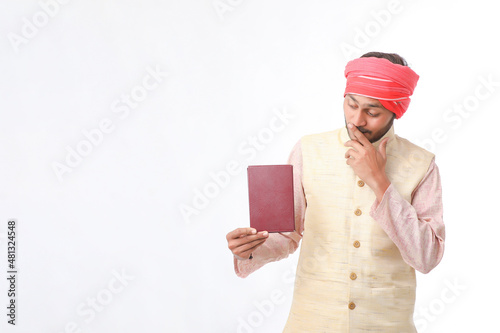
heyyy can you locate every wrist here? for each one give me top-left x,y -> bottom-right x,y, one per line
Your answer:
372,174 -> 391,202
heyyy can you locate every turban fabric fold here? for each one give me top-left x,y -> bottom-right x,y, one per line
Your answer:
344,57 -> 419,119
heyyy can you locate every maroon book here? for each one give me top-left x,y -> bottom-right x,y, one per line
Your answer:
247,165 -> 295,233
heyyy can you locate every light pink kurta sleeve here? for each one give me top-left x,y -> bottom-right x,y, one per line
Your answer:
370,158 -> 445,274
233,140 -> 305,278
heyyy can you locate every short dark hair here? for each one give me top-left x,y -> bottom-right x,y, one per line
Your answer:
360,52 -> 408,66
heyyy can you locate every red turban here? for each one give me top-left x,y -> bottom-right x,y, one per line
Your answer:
344,57 -> 419,119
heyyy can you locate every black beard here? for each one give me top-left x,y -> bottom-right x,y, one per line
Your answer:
344,116 -> 394,143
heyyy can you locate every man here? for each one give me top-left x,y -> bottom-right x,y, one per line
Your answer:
226,52 -> 445,332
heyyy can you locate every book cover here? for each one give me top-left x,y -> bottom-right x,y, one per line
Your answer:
247,164 -> 295,233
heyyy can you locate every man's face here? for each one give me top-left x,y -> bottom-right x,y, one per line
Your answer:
343,94 -> 395,143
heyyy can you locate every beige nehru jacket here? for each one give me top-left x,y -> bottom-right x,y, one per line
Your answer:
282,126 -> 434,332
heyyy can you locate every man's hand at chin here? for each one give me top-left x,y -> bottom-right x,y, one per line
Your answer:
344,122 -> 391,202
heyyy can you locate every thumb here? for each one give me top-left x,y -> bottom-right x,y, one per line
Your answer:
378,138 -> 389,159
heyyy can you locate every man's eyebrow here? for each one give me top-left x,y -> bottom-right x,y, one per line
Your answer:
348,95 -> 382,109
348,95 -> 358,104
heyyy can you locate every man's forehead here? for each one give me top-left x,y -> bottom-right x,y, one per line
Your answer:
347,94 -> 383,108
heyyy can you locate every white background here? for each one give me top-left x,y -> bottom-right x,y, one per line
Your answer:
0,0 -> 498,332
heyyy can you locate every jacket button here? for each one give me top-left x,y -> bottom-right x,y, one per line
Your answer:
353,240 -> 360,248
354,209 -> 362,216
348,302 -> 356,310
357,180 -> 365,187
350,272 -> 357,280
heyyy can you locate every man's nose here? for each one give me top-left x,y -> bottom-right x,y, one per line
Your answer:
351,110 -> 367,127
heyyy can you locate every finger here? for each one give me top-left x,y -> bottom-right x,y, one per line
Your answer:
378,137 -> 389,159
233,238 -> 268,258
345,150 -> 351,159
236,237 -> 268,253
344,139 -> 364,151
240,231 -> 268,241
226,227 -> 257,241
246,239 -> 268,253
347,123 -> 371,146
345,148 -> 360,160
228,231 -> 269,250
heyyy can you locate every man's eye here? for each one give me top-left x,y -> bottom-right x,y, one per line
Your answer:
367,111 -> 378,117
349,104 -> 357,109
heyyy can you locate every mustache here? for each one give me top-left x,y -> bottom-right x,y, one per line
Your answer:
356,126 -> 371,134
